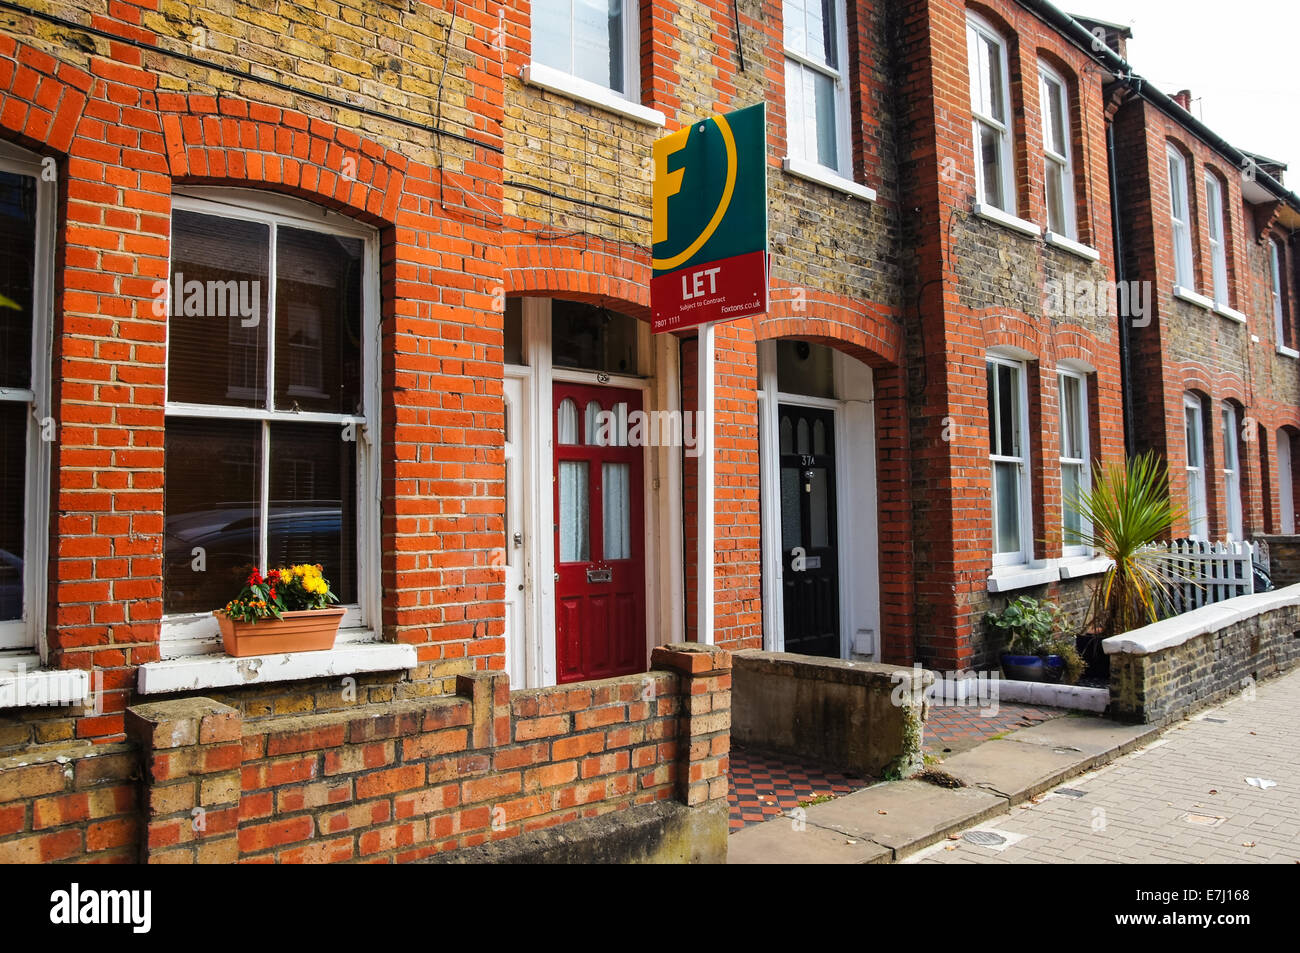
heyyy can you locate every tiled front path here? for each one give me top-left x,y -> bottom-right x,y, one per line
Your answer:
726,703 -> 1068,831
924,702 -> 1065,756
727,748 -> 869,831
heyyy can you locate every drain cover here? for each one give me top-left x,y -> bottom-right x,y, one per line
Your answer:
1203,717 -> 1228,724
1054,788 -> 1087,798
1181,812 -> 1226,827
962,830 -> 1007,847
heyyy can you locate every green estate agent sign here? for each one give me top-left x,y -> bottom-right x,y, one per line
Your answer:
651,102 -> 768,333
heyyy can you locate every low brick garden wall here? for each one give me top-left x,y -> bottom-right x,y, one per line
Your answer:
731,650 -> 929,779
0,643 -> 731,864
1106,583 -> 1300,724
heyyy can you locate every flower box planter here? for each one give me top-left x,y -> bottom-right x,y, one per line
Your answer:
214,607 -> 345,658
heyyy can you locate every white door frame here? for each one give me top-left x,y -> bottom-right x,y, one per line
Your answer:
502,372 -> 528,688
513,297 -> 682,687
1280,429 -> 1295,535
757,341 -> 881,660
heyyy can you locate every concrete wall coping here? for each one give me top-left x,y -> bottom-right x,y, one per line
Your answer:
1102,582 -> 1300,656
732,649 -> 931,688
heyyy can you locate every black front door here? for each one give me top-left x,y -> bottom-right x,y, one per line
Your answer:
778,404 -> 840,657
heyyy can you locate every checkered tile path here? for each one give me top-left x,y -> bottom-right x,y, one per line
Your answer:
727,747 -> 869,832
924,702 -> 1064,754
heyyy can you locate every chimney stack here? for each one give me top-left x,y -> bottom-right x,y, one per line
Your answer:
1173,89 -> 1193,111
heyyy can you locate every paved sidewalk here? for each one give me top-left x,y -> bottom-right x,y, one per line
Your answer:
925,702 -> 1064,755
909,667 -> 1300,864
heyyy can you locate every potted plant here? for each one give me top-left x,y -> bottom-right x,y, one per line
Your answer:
1063,451 -> 1186,675
214,564 -> 345,657
985,595 -> 1083,683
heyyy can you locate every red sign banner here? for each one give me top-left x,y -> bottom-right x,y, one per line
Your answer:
650,249 -> 767,334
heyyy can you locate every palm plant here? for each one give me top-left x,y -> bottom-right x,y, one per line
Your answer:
1064,451 -> 1185,637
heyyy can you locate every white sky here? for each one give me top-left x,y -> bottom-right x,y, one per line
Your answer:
1072,1 -> 1300,179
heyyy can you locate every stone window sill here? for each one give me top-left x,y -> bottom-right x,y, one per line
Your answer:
521,63 -> 666,127
782,156 -> 877,202
1277,345 -> 1300,359
0,654 -> 91,709
1173,285 -> 1214,310
973,202 -> 1041,237
1058,556 -> 1113,580
1214,303 -> 1247,324
1044,230 -> 1100,262
986,564 -> 1058,593
137,641 -> 418,695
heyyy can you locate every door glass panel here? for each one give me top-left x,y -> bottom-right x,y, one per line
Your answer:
808,468 -> 830,549
780,467 -> 801,551
163,417 -> 262,614
779,416 -> 793,454
813,419 -> 827,456
559,461 -> 590,562
267,422 -> 357,605
0,170 -> 36,390
167,211 -> 270,408
584,400 -> 603,445
603,462 -> 631,560
994,460 -> 1020,553
796,418 -> 810,455
557,398 -> 579,445
0,402 -> 26,620
552,299 -> 639,375
776,340 -> 834,398
504,297 -> 524,366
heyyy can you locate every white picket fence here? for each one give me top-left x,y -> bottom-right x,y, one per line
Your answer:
1143,538 -> 1269,614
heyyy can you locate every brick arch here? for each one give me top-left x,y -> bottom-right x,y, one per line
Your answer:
979,309 -> 1046,357
0,37 -> 91,155
758,285 -> 902,368
158,96 -> 406,226
1050,324 -> 1108,370
501,235 -> 650,320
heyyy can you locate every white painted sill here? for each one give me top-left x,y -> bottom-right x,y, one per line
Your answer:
137,641 -> 418,694
987,564 -> 1058,593
972,202 -> 1042,237
0,655 -> 91,710
1213,303 -> 1247,324
1277,345 -> 1300,359
1173,285 -> 1214,310
782,157 -> 877,202
521,63 -> 666,128
1044,230 -> 1100,262
1058,556 -> 1113,580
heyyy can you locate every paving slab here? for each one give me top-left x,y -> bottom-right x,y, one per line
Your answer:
804,780 -> 1007,858
1000,715 -> 1159,758
938,739 -> 1099,803
727,814 -> 891,864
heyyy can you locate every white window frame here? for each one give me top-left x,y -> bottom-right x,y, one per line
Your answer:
782,0 -> 854,180
1184,393 -> 1208,540
0,143 -> 54,657
529,0 -> 641,103
1167,146 -> 1196,292
1039,65 -> 1076,240
1220,403 -> 1242,540
1058,368 -> 1090,558
160,189 -> 381,656
1205,173 -> 1229,308
1271,237 -> 1291,349
988,353 -> 1033,567
967,14 -> 1016,215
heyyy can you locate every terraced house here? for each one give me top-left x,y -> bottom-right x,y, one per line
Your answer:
0,0 -> 1297,863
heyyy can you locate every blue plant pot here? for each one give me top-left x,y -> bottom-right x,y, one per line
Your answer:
1000,653 -> 1045,682
1042,654 -> 1066,684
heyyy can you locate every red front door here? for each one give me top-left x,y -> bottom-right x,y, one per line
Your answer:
553,383 -> 646,683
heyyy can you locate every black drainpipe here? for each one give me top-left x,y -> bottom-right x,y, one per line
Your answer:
1107,118 -> 1136,457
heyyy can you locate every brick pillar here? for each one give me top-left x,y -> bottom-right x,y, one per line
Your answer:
457,672 -> 511,749
651,643 -> 731,807
125,698 -> 243,864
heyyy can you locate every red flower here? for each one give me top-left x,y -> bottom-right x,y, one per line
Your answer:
248,569 -> 262,586
269,587 -> 277,600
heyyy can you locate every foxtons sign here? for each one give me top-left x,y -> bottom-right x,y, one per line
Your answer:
651,103 -> 767,333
